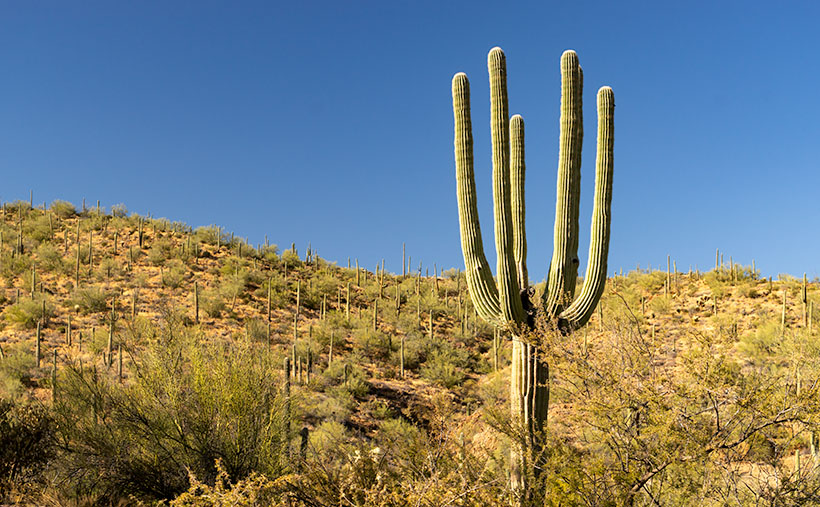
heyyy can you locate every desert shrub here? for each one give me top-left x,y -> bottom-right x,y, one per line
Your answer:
321,360 -> 350,387
285,396 -> 502,507
147,238 -> 173,265
244,318 -> 268,343
309,420 -> 349,455
364,398 -> 394,420
23,217 -> 52,247
192,225 -> 229,247
72,245 -> 91,266
4,200 -> 31,216
0,343 -> 36,399
261,245 -> 279,265
253,275 -> 289,310
219,271 -> 248,310
648,295 -> 672,315
110,203 -> 128,218
0,399 -> 55,498
52,333 -> 290,502
0,253 -> 32,278
703,271 -> 729,297
338,364 -> 369,397
737,281 -> 760,298
199,288 -> 226,319
50,200 -> 76,218
281,249 -> 301,269
302,389 -> 353,422
420,348 -> 468,388
390,332 -> 423,371
635,270 -> 667,294
375,417 -> 426,471
67,287 -> 109,314
95,257 -> 120,281
352,327 -> 393,361
738,320 -> 783,359
3,296 -> 55,329
170,459 -> 281,506
35,243 -> 67,274
161,259 -> 188,289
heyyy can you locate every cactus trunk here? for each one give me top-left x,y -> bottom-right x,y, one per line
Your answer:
509,337 -> 549,495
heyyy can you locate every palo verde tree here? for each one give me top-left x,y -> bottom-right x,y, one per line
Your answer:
451,47 -> 614,503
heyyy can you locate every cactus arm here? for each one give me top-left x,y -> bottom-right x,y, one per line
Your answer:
488,47 -> 526,324
559,86 -> 614,330
510,114 -> 528,292
569,66 -> 583,283
452,72 -> 504,326
545,50 -> 583,317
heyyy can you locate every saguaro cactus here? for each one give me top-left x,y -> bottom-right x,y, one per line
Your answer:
452,47 -> 614,501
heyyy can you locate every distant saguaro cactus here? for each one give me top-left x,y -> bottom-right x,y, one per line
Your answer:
452,47 -> 614,501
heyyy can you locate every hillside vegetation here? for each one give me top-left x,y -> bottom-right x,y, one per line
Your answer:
1,200 -> 820,505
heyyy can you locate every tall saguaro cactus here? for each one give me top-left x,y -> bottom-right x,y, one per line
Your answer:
452,47 -> 614,501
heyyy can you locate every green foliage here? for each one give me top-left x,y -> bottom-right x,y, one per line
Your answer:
0,398 -> 55,498
67,286 -> 109,314
0,343 -> 36,399
352,327 -> 393,361
198,288 -> 226,318
161,259 -> 189,289
52,331 -> 290,502
3,296 -> 54,329
170,459 -> 281,506
49,200 -> 76,219
193,225 -> 229,246
0,253 -> 31,279
738,320 -> 783,358
35,243 -> 67,274
2,202 -> 820,505
110,203 -> 128,218
147,237 -> 173,265
280,249 -> 301,268
95,256 -> 120,281
420,347 -> 468,388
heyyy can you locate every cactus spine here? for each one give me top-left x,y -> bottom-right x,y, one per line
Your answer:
452,47 -> 614,501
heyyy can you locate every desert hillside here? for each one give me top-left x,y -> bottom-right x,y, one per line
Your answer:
1,199 -> 819,506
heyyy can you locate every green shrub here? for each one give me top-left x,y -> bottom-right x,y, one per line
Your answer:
24,215 -> 54,243
110,203 -> 128,218
52,333 -> 290,502
0,399 -> 54,497
0,343 -> 36,399
199,289 -> 226,319
3,297 -> 54,329
281,250 -> 301,268
67,287 -> 109,314
192,225 -> 229,247
420,348 -> 468,388
0,254 -> 32,279
35,243 -> 67,274
50,200 -> 77,219
96,257 -> 120,281
147,238 -> 174,266
352,327 -> 392,361
738,320 -> 783,359
162,259 -> 188,289
5,201 -> 31,216
218,271 -> 248,310
648,295 -> 672,315
170,459 -> 281,506
244,318 -> 268,343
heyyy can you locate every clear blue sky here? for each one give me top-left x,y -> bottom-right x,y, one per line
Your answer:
1,1 -> 818,280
